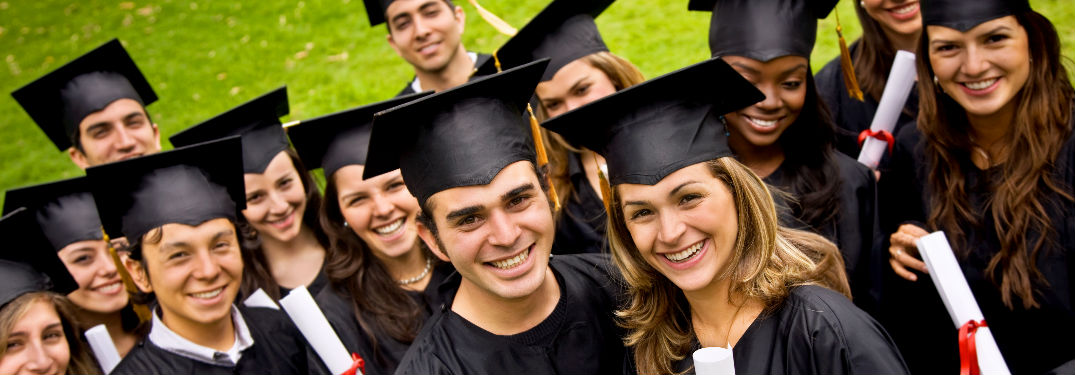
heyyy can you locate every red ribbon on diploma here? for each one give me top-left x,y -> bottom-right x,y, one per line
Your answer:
341,353 -> 366,375
958,320 -> 988,375
857,129 -> 895,155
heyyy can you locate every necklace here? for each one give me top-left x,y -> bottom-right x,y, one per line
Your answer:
398,257 -> 432,285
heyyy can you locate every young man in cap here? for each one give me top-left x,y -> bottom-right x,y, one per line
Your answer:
364,59 -> 626,374
363,0 -> 491,96
12,39 -> 162,169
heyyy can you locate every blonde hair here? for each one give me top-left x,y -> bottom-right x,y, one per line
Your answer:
607,157 -> 850,374
0,292 -> 99,374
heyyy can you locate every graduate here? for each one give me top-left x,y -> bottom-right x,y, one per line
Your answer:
86,137 -> 325,375
11,38 -> 162,169
170,87 -> 330,300
364,59 -> 627,375
691,0 -> 884,314
4,177 -> 146,359
287,92 -> 451,375
815,0 -> 921,161
0,208 -> 97,375
543,57 -> 907,374
472,0 -> 645,255
361,0 -> 491,95
880,0 -> 1075,373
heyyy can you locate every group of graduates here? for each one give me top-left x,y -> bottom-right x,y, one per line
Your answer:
1,0 -> 1072,374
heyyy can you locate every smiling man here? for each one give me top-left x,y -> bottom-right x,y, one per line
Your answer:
364,59 -> 626,374
12,39 -> 162,169
362,0 -> 491,96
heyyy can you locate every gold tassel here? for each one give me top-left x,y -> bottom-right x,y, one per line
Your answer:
527,103 -> 561,212
468,0 -> 517,36
102,229 -> 151,323
835,7 -> 864,101
493,50 -> 503,73
594,152 -> 613,214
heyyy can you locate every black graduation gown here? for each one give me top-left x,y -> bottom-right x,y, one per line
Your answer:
393,253 -> 627,375
877,125 -> 1075,374
314,261 -> 454,375
552,152 -> 607,255
278,268 -> 329,298
111,306 -> 328,375
395,53 -> 493,97
764,152 -> 883,315
660,285 -> 907,374
815,40 -> 918,168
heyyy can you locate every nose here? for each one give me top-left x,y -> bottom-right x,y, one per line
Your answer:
754,85 -> 782,112
266,191 -> 291,216
371,193 -> 395,218
97,248 -> 119,277
113,126 -> 139,152
191,251 -> 222,281
413,17 -> 432,40
486,210 -> 522,248
961,44 -> 990,78
24,339 -> 56,373
656,211 -> 686,247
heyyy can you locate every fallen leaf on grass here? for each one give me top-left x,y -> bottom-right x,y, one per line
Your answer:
119,2 -> 134,9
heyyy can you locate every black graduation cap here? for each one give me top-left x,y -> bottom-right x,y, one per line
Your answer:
86,137 -> 246,247
363,0 -> 395,26
0,208 -> 80,308
541,58 -> 764,186
11,38 -> 157,151
689,0 -> 838,61
288,92 -> 433,178
365,58 -> 550,205
921,0 -> 1030,31
4,177 -> 103,252
169,86 -> 290,174
473,0 -> 613,81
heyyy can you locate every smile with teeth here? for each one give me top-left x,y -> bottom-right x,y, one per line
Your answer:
745,115 -> 779,129
94,281 -> 122,294
490,248 -> 530,270
890,3 -> 917,15
375,218 -> 405,235
268,212 -> 294,229
191,288 -> 223,299
963,78 -> 998,91
664,240 -> 704,263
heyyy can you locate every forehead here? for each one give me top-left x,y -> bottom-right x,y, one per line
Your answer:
385,0 -> 449,17
147,218 -> 235,247
617,162 -> 714,200
536,58 -> 604,96
724,55 -> 809,75
927,15 -> 1021,39
77,98 -> 147,130
426,160 -> 537,214
335,165 -> 403,192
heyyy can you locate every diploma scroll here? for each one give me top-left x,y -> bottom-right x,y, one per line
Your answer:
916,232 -> 1010,375
857,50 -> 917,169
242,288 -> 279,310
279,286 -> 362,375
693,345 -> 735,375
85,324 -> 121,374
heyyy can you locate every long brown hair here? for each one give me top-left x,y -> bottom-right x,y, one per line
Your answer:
0,292 -> 99,375
915,10 -> 1074,309
851,1 -> 903,102
538,51 -> 645,210
319,169 -> 435,366
608,157 -> 850,374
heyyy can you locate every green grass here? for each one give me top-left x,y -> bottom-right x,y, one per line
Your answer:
1,0 -> 1073,205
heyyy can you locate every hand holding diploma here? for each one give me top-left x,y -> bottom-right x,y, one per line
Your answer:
279,285 -> 365,375
857,50 -> 917,169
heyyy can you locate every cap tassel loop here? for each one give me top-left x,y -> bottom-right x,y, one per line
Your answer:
835,7 -> 864,101
593,152 -> 613,214
527,104 -> 561,212
101,229 -> 151,323
467,0 -> 517,36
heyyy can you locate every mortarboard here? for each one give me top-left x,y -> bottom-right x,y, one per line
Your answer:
473,0 -> 614,81
689,0 -> 839,62
11,39 -> 157,151
86,137 -> 246,249
364,59 -> 550,205
169,86 -> 290,174
4,177 -> 103,252
0,208 -> 80,307
921,0 -> 1030,32
363,0 -> 396,26
541,57 -> 764,186
287,92 -> 433,178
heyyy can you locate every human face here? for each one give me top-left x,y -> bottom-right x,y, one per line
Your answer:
723,55 -> 808,150
0,299 -> 70,375
617,163 -> 738,293
57,240 -> 128,315
862,0 -> 921,38
334,166 -> 422,260
535,58 -> 618,118
68,98 -> 161,169
243,152 -> 307,243
127,218 -> 243,336
418,161 -> 556,300
927,16 -> 1030,119
386,0 -> 466,74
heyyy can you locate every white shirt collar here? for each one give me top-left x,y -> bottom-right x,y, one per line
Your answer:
410,51 -> 478,93
148,305 -> 255,367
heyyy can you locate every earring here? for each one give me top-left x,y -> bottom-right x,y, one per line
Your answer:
933,75 -> 939,85
859,0 -> 865,7
343,221 -> 349,227
720,115 -> 730,137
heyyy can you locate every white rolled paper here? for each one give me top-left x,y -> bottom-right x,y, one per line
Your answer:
916,232 -> 1011,375
857,50 -> 917,169
242,288 -> 279,310
85,324 -> 121,374
279,285 -> 358,375
693,345 -> 735,375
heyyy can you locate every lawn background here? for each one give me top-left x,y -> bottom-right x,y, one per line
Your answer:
1,0 -> 1072,205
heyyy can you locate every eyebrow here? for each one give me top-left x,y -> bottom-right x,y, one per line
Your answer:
623,181 -> 700,207
161,229 -> 234,250
730,62 -> 760,75
501,183 -> 535,201
780,64 -> 809,77
446,205 -> 483,221
123,111 -> 145,122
